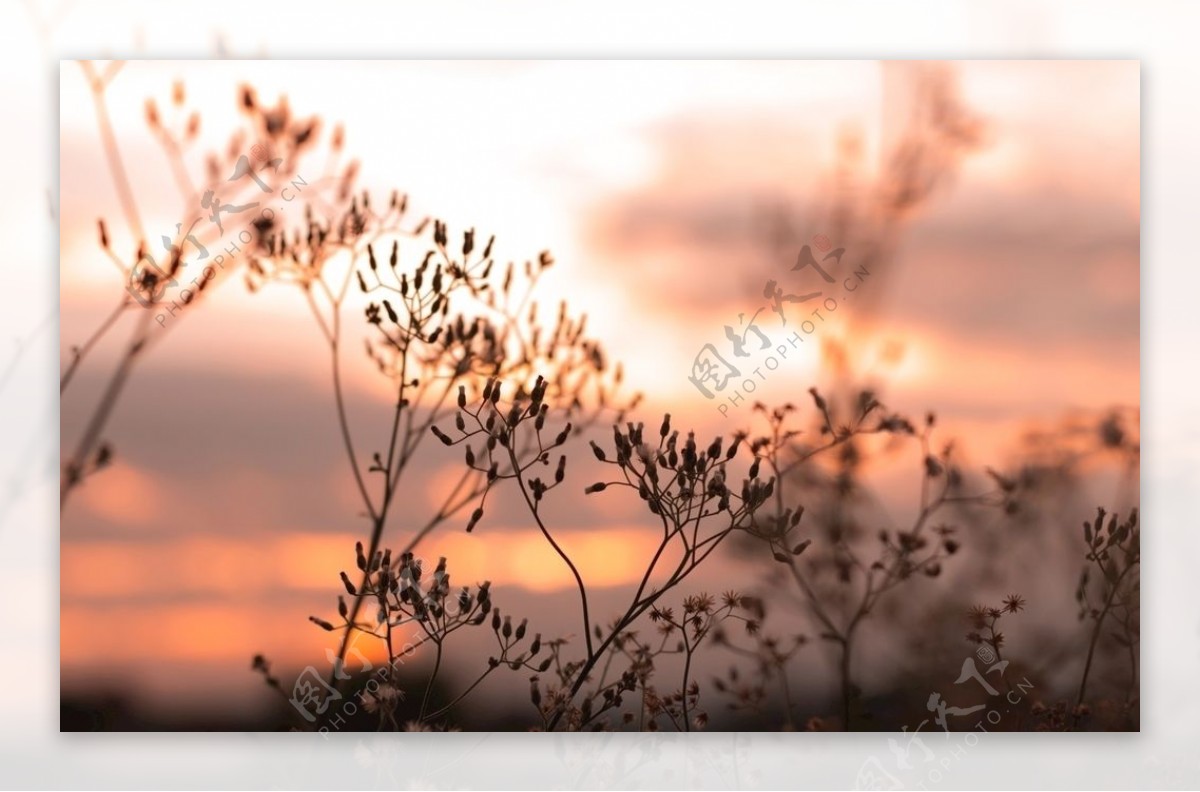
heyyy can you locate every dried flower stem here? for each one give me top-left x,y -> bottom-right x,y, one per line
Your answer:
1073,507 -> 1139,726
747,395 -> 999,729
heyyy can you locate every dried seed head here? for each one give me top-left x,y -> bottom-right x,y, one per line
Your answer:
466,507 -> 484,532
925,455 -> 943,477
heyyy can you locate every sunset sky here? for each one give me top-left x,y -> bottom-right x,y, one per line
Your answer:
59,60 -> 1138,720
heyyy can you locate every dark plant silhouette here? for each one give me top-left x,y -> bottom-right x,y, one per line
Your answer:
61,63 -> 1140,734
1073,506 -> 1139,726
247,192 -> 638,682
428,377 -> 776,730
